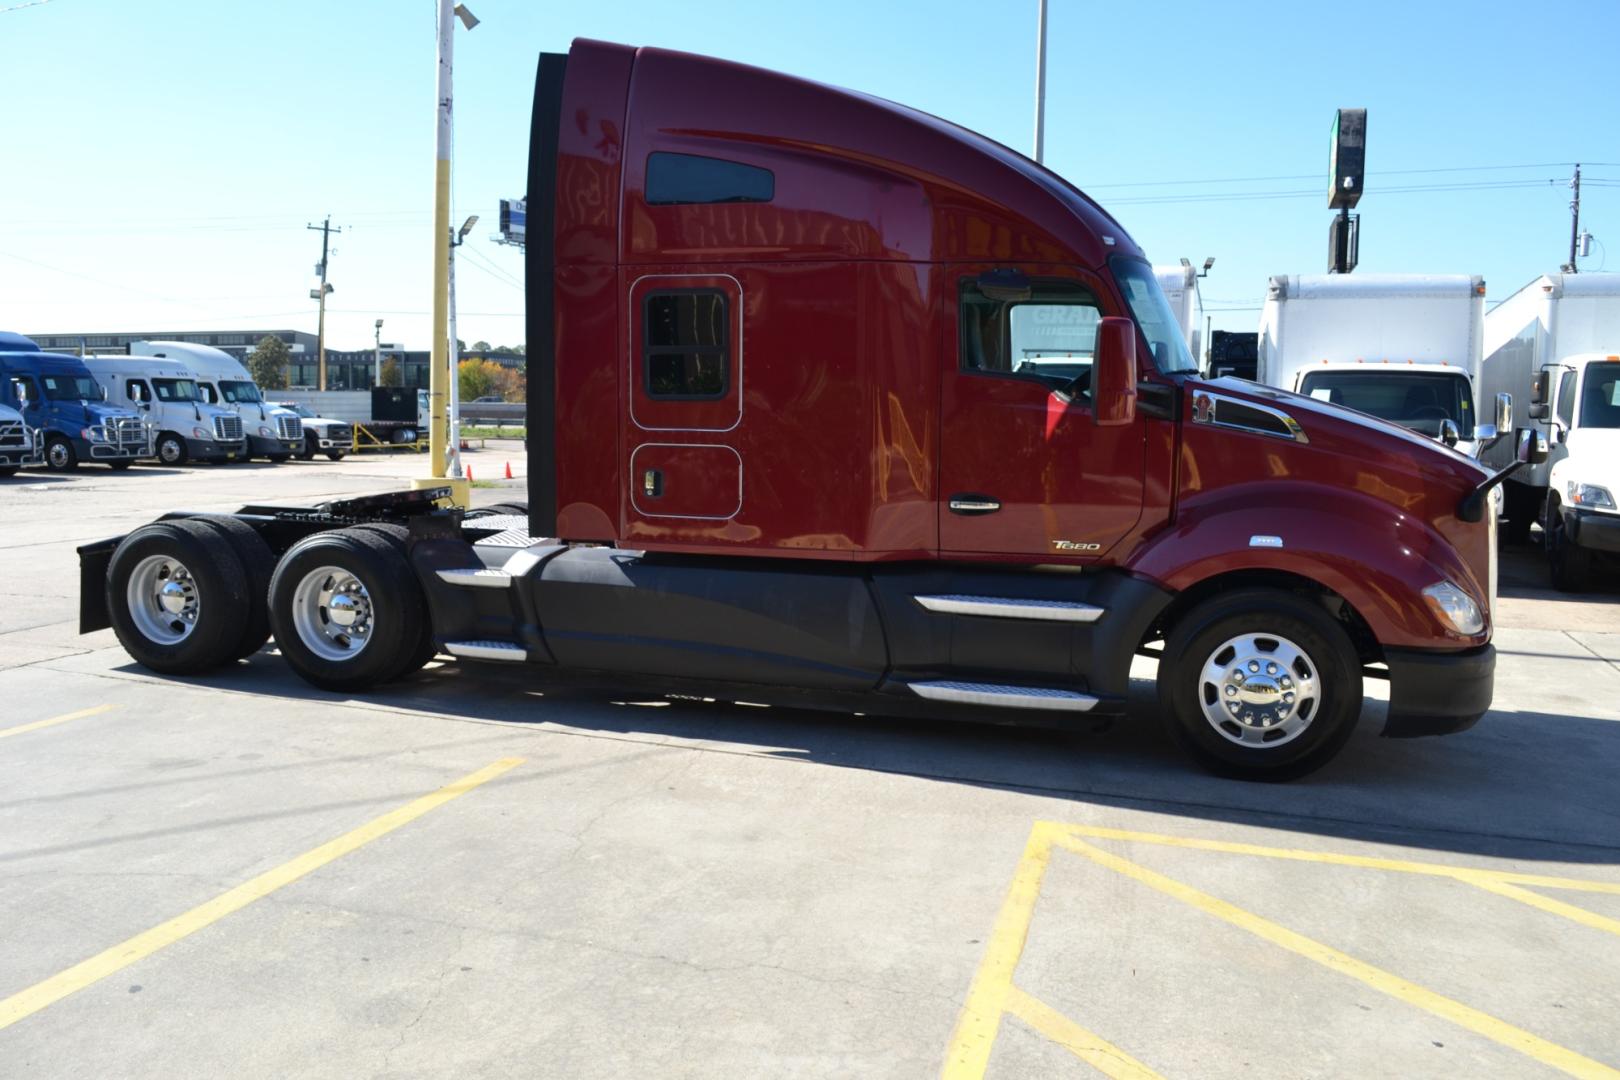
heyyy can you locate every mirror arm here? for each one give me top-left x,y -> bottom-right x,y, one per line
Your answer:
1458,461 -> 1527,523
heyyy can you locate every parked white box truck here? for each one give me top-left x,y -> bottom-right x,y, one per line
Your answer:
1257,274 -> 1504,457
1479,272 -> 1620,587
1155,263 -> 1204,369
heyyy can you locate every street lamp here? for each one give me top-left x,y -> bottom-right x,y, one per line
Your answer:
373,319 -> 384,387
447,213 -> 480,478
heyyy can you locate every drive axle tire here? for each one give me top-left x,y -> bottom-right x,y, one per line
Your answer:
0,466 -> 17,479
107,520 -> 251,674
269,529 -> 424,691
1158,588 -> 1363,781
300,435 -> 318,461
190,514 -> 277,660
349,523 -> 439,677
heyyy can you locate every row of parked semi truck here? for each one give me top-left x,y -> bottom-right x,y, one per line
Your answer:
1147,268 -> 1620,591
0,332 -> 356,475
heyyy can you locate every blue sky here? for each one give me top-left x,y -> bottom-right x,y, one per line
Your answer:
4,0 -> 1617,352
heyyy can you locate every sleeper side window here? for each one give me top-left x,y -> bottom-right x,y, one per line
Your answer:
646,152 -> 774,206
959,278 -> 1102,395
643,290 -> 729,400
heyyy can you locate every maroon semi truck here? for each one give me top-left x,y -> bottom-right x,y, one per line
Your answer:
79,39 -> 1537,779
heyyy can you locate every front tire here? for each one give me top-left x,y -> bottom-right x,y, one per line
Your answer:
300,434 -> 318,461
268,529 -> 425,691
1546,496 -> 1594,592
107,520 -> 250,673
1158,588 -> 1363,781
325,450 -> 346,461
45,436 -> 78,472
107,460 -> 133,471
156,433 -> 188,466
267,454 -> 291,464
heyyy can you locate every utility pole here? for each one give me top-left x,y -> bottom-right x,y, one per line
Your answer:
307,216 -> 340,389
374,318 -> 384,387
1032,0 -> 1048,163
1566,163 -> 1582,274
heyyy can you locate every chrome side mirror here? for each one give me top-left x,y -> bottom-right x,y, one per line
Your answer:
1439,419 -> 1460,448
1473,423 -> 1498,443
1495,391 -> 1512,432
1516,427 -> 1549,465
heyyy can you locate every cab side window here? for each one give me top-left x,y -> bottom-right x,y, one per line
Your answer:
960,279 -> 1102,395
126,379 -> 151,404
10,375 -> 39,407
1555,370 -> 1577,427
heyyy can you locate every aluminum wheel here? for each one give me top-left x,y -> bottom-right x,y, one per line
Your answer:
1197,632 -> 1320,748
47,440 -> 73,469
125,554 -> 201,645
158,437 -> 185,465
290,565 -> 375,662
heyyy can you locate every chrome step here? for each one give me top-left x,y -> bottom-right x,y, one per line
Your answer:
914,594 -> 1104,623
436,568 -> 515,589
444,640 -> 527,662
909,680 -> 1098,712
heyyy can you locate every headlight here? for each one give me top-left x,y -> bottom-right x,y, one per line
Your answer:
80,427 -> 106,441
258,425 -> 274,437
1422,581 -> 1484,636
1567,482 -> 1616,510
191,426 -> 209,438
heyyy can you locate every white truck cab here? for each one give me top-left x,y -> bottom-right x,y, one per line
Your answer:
130,342 -> 302,462
82,355 -> 248,465
1534,353 -> 1620,588
0,400 -> 41,477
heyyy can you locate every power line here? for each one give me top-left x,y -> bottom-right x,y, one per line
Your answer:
1085,160 -> 1584,190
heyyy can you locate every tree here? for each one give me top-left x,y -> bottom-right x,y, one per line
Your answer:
472,340 -> 491,352
249,335 -> 290,390
378,356 -> 401,387
458,357 -> 503,401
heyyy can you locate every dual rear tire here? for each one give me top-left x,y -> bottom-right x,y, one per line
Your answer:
107,520 -> 434,691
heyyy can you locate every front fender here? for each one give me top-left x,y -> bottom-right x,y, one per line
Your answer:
1125,483 -> 1485,650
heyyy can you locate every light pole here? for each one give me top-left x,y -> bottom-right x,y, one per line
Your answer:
373,319 -> 384,387
415,0 -> 478,506
1033,0 -> 1048,163
448,213 -> 478,479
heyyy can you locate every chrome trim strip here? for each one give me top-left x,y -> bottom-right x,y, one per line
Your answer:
915,594 -> 1104,623
1191,390 -> 1309,444
948,498 -> 1001,513
445,640 -> 527,661
910,680 -> 1098,712
436,568 -> 515,589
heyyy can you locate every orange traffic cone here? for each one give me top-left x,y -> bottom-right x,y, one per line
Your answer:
466,465 -> 474,483
504,461 -> 513,479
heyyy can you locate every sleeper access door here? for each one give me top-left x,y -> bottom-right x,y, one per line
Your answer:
623,274 -> 745,528
939,267 -> 1147,560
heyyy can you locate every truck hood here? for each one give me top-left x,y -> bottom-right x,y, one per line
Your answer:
53,401 -> 141,427
1192,377 -> 1488,492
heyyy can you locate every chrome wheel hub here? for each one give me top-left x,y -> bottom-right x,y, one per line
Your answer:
126,555 -> 200,645
291,566 -> 374,662
1198,632 -> 1319,748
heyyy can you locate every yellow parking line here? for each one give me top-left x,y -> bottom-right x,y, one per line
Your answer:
940,822 -> 1057,1080
1004,984 -> 1165,1079
0,755 -> 524,1031
1050,823 -> 1620,896
1054,833 -> 1620,1080
1459,875 -> 1620,939
0,705 -> 116,741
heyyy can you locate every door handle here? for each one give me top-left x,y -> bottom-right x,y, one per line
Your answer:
949,494 -> 1001,515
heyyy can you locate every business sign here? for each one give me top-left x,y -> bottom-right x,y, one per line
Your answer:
499,198 -> 526,245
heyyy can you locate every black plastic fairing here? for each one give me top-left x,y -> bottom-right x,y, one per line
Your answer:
526,52 -> 566,540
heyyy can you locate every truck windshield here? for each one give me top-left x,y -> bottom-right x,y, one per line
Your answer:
41,374 -> 100,401
219,380 -> 262,403
152,378 -> 200,403
1579,362 -> 1620,429
1298,370 -> 1475,438
1109,256 -> 1199,375
284,403 -> 315,419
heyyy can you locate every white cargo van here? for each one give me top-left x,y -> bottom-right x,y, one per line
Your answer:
130,342 -> 302,462
82,356 -> 247,465
1480,272 -> 1620,584
1257,274 -> 1506,457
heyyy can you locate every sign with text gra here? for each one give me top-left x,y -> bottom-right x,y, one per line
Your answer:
1328,108 -> 1366,210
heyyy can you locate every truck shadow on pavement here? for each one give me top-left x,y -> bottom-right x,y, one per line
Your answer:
147,647 -> 1620,870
